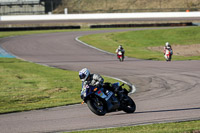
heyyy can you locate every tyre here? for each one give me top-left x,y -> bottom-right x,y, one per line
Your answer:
121,96 -> 136,113
87,97 -> 106,116
119,57 -> 123,62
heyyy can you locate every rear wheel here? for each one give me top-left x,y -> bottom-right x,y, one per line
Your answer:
87,97 -> 106,116
121,96 -> 136,113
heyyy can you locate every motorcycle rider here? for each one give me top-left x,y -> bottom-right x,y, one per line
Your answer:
164,42 -> 172,52
164,42 -> 173,61
79,68 -> 104,88
79,68 -> 121,98
115,45 -> 125,60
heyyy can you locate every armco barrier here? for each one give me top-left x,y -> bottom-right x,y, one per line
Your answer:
90,22 -> 193,28
0,12 -> 200,21
0,25 -> 81,31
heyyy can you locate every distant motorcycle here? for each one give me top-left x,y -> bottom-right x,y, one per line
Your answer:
117,51 -> 124,62
81,82 -> 136,116
164,48 -> 173,61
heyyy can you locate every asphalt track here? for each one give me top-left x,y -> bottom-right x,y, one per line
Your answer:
0,27 -> 200,133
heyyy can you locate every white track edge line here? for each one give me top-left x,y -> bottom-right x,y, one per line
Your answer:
75,36 -> 136,94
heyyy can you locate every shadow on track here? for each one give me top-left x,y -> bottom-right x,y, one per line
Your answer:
109,107 -> 200,116
135,107 -> 200,114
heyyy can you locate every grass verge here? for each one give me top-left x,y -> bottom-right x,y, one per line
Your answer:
79,26 -> 200,61
0,29 -> 88,38
69,120 -> 200,133
0,28 -> 127,38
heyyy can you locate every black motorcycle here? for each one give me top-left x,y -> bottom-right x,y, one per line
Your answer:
81,82 -> 136,116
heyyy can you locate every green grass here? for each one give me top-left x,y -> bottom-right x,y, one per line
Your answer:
69,120 -> 200,133
0,58 -> 79,113
79,26 -> 200,61
0,58 -> 122,113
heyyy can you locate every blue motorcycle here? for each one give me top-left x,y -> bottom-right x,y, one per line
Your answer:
81,82 -> 136,116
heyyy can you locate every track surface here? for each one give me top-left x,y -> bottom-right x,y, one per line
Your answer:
0,28 -> 200,133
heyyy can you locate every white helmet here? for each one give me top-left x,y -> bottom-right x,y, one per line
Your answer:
118,45 -> 122,49
79,68 -> 90,81
166,42 -> 170,47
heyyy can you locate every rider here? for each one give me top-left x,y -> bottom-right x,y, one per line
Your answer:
79,68 -> 120,95
115,45 -> 125,59
164,42 -> 172,54
164,42 -> 173,61
79,68 -> 104,88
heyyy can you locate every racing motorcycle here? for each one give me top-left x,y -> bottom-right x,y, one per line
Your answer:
117,51 -> 124,62
164,48 -> 173,61
81,82 -> 136,116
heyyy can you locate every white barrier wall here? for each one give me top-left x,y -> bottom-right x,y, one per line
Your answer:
0,12 -> 200,21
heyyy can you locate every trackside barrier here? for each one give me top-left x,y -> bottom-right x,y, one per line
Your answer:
0,12 -> 200,21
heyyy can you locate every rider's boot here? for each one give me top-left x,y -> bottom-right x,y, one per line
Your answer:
114,87 -> 124,101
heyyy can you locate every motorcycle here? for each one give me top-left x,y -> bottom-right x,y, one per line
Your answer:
81,82 -> 136,116
117,51 -> 124,62
164,48 -> 173,61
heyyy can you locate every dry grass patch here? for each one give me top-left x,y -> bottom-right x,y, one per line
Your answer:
148,44 -> 200,57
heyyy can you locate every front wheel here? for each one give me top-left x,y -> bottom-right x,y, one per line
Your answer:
87,97 -> 107,116
121,96 -> 136,113
119,57 -> 122,62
